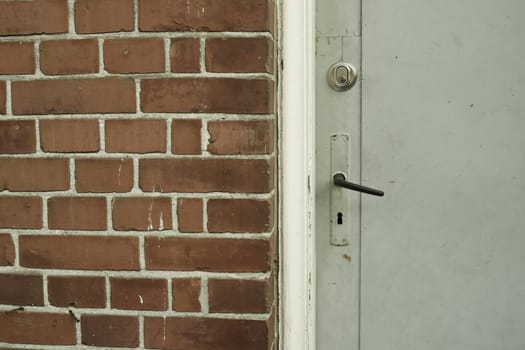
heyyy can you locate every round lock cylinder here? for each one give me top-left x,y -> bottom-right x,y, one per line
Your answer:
327,62 -> 358,91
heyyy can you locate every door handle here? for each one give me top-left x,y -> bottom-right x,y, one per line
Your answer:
333,173 -> 384,197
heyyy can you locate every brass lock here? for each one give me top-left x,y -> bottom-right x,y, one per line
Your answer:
327,62 -> 358,91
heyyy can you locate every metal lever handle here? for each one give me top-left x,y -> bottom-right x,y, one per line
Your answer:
333,173 -> 384,197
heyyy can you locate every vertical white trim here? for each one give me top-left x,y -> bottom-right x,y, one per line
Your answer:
280,0 -> 316,348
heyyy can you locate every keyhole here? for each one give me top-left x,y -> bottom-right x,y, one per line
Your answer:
337,212 -> 343,225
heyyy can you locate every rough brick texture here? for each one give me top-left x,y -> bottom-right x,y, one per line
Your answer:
0,42 -> 35,74
0,0 -> 68,36
144,317 -> 270,350
172,278 -> 201,312
0,0 -> 276,348
75,0 -> 134,34
104,38 -> 165,73
0,234 -> 15,266
0,120 -> 36,154
111,278 -> 168,311
40,39 -> 99,75
40,119 -> 100,152
75,158 -> 133,192
141,78 -> 273,114
206,38 -> 274,73
48,276 -> 106,308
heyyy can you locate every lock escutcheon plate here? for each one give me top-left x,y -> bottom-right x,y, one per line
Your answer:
327,62 -> 358,91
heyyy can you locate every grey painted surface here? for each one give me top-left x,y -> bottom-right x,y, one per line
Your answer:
361,0 -> 525,349
317,0 -> 525,349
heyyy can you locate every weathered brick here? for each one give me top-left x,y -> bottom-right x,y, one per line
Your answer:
0,274 -> 43,306
172,119 -> 201,155
12,78 -> 135,115
0,312 -> 76,345
0,82 -> 5,114
0,234 -> 15,266
209,279 -> 272,313
0,120 -> 36,154
206,38 -> 273,73
48,276 -> 106,308
0,42 -> 35,74
172,278 -> 201,312
81,315 -> 139,348
104,38 -> 165,73
76,158 -> 133,193
141,78 -> 273,114
177,198 -> 203,233
139,0 -> 271,32
208,199 -> 273,233
105,119 -> 166,153
0,158 -> 69,191
111,278 -> 167,311
20,235 -> 140,270
40,119 -> 100,152
208,120 -> 274,155
112,197 -> 172,231
139,158 -> 272,193
144,317 -> 269,350
40,39 -> 99,75
48,197 -> 106,230
145,237 -> 271,272
170,38 -> 200,73
0,197 -> 42,229
0,0 -> 68,36
75,0 -> 134,34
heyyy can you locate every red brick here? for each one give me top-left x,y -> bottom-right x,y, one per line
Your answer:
208,199 -> 273,233
0,197 -> 42,229
105,119 -> 166,153
177,198 -> 203,233
172,278 -> 201,312
139,158 -> 272,193
206,38 -> 273,73
0,120 -> 36,154
209,279 -> 272,313
172,119 -> 201,154
104,38 -> 165,73
0,158 -> 69,191
170,38 -> 200,73
139,0 -> 271,32
40,39 -> 99,75
0,274 -> 43,306
0,82 -> 5,114
48,276 -> 106,308
0,42 -> 35,74
40,119 -> 100,152
75,0 -> 134,34
141,78 -> 273,114
12,78 -> 135,115
112,197 -> 172,231
81,315 -> 138,348
0,234 -> 15,266
0,0 -> 68,36
111,278 -> 167,311
20,235 -> 140,270
0,312 -> 76,345
48,197 -> 106,230
76,158 -> 133,193
208,120 -> 274,155
144,317 -> 269,350
145,237 -> 271,272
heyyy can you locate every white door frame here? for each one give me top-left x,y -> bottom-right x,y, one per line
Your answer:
279,0 -> 316,349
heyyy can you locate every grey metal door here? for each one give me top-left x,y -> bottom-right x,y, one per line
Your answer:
316,1 -> 525,349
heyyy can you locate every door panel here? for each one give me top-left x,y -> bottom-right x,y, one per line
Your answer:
361,1 -> 525,349
316,0 -> 525,349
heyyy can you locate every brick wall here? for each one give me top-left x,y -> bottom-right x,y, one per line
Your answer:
0,0 -> 276,349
